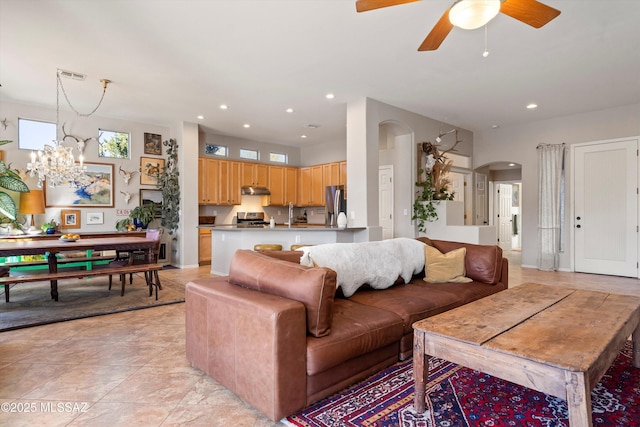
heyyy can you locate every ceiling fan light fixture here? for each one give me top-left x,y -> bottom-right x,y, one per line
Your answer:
449,0 -> 501,30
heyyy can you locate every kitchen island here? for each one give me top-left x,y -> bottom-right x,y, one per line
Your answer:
200,225 -> 367,275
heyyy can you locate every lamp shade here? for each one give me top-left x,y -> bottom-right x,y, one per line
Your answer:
449,0 -> 501,30
19,189 -> 45,215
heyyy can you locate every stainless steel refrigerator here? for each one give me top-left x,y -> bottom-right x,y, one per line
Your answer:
325,185 -> 346,227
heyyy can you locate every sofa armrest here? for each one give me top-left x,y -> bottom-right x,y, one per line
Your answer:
185,278 -> 307,421
499,257 -> 508,288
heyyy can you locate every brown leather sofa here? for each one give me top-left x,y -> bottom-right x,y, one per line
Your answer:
185,238 -> 508,421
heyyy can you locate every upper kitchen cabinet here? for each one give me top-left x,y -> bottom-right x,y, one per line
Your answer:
298,165 -> 324,206
219,160 -> 242,205
241,163 -> 268,187
339,161 -> 347,187
323,162 -> 340,187
198,158 -> 220,205
269,166 -> 298,206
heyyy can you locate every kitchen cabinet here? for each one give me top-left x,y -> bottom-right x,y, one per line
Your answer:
268,166 -> 298,206
298,165 -> 324,206
339,161 -> 347,187
241,162 -> 268,187
198,158 -> 219,205
198,228 -> 211,264
323,162 -> 340,187
218,160 -> 242,205
267,166 -> 285,206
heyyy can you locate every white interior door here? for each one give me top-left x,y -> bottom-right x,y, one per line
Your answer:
574,139 -> 638,277
379,165 -> 393,239
497,184 -> 512,251
475,173 -> 488,225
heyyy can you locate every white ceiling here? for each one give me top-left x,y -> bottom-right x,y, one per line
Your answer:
1,0 -> 639,148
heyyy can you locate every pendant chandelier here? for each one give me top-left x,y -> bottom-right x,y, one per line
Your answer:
27,70 -> 110,188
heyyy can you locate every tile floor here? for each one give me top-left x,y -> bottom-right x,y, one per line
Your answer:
0,256 -> 638,426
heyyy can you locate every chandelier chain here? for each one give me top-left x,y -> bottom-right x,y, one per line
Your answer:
57,71 -> 108,118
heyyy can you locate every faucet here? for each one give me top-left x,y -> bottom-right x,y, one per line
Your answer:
288,202 -> 293,228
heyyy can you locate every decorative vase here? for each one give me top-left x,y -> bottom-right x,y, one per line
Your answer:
133,218 -> 147,230
337,212 -> 347,229
45,227 -> 56,234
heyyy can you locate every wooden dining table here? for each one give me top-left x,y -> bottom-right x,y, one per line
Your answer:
0,237 -> 156,301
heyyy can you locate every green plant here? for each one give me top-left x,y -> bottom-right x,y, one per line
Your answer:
157,138 -> 180,235
412,172 -> 454,233
41,219 -> 58,232
115,203 -> 156,231
0,160 -> 29,230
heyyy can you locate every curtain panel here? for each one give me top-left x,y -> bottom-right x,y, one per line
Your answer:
537,143 -> 566,271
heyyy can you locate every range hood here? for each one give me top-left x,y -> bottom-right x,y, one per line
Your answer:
241,186 -> 271,196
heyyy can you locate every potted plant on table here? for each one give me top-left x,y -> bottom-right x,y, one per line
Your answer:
0,160 -> 30,232
115,203 -> 156,231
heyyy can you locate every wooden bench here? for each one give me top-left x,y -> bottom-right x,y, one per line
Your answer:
2,255 -> 114,271
0,263 -> 163,303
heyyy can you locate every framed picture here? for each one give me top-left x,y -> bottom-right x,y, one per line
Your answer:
86,212 -> 104,225
144,133 -> 162,155
61,209 -> 81,229
140,189 -> 162,218
140,156 -> 164,186
45,162 -> 114,207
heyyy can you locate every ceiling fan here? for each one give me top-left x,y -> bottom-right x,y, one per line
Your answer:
355,0 -> 561,51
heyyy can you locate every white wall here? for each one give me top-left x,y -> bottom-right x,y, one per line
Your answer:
473,102 -> 640,269
347,97 -> 473,238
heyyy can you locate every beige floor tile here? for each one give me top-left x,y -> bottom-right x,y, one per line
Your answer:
67,401 -> 172,427
0,363 -> 64,398
23,364 -> 140,401
100,365 -> 202,405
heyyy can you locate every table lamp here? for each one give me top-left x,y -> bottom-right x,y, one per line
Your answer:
19,189 -> 45,232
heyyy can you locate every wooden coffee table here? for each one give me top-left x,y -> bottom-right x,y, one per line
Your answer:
413,282 -> 640,427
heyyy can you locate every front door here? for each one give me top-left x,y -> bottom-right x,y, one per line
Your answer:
573,138 -> 638,277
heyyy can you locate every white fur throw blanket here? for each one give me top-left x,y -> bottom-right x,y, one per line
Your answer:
299,238 -> 426,297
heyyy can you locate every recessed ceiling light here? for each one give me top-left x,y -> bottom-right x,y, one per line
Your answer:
243,124 -> 250,128
307,124 -> 319,129
509,163 -> 516,167
325,93 -> 335,100
286,108 -> 294,113
219,104 -> 228,110
526,103 -> 538,109
301,135 -> 307,139
491,124 -> 499,129
197,115 -> 204,120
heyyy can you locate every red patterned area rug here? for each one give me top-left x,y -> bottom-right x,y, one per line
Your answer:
284,341 -> 639,427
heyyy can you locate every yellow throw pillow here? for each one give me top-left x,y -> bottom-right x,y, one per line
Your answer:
423,245 -> 473,283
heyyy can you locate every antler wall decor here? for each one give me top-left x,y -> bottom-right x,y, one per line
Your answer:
120,190 -> 132,205
118,165 -> 138,185
61,123 -> 97,155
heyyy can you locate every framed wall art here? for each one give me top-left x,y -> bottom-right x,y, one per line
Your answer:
44,162 -> 114,207
144,133 -> 162,155
61,209 -> 81,229
140,189 -> 163,218
86,212 -> 104,225
140,156 -> 164,186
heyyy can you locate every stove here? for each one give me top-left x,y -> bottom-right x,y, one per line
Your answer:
236,212 -> 268,227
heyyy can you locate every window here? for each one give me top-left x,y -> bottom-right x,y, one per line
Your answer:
239,148 -> 259,160
98,129 -> 130,159
205,144 -> 227,156
269,152 -> 287,163
18,118 -> 56,151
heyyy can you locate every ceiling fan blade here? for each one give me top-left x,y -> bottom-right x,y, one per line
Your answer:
355,0 -> 420,13
418,8 -> 453,51
500,0 -> 561,28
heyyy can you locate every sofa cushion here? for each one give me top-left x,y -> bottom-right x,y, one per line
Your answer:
306,299 -> 404,376
431,240 -> 503,285
228,249 -> 337,337
423,245 -> 472,283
